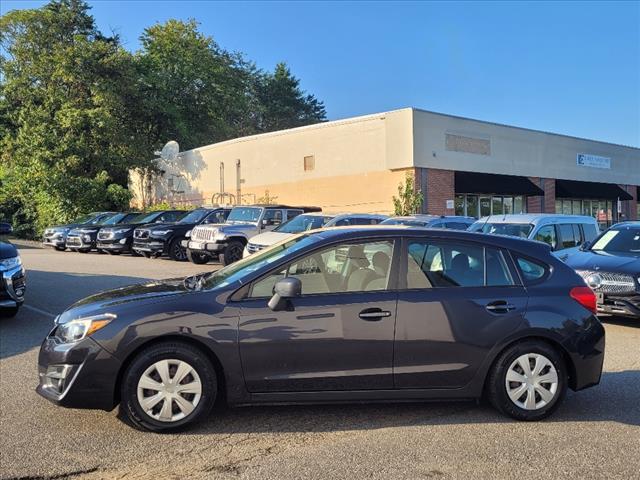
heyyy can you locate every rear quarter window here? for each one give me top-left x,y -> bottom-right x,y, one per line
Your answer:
515,256 -> 548,284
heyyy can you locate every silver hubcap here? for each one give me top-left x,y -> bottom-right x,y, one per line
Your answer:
505,353 -> 558,410
136,359 -> 202,422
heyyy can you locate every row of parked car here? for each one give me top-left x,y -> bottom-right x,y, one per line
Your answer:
39,204 -> 640,322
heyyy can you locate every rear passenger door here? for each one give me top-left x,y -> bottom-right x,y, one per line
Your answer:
393,237 -> 528,389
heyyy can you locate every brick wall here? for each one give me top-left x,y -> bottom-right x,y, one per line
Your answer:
527,177 -> 543,213
622,185 -> 638,221
424,168 -> 455,215
543,178 -> 556,213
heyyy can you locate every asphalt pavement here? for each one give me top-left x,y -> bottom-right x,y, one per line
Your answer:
0,244 -> 638,480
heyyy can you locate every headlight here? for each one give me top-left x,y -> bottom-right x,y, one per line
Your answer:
185,230 -> 192,238
214,231 -> 227,241
113,228 -> 131,235
54,313 -> 116,343
0,256 -> 21,271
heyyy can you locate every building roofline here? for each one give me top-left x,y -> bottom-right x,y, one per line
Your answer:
411,107 -> 640,151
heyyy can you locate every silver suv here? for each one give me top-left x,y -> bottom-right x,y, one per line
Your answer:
185,205 -> 320,265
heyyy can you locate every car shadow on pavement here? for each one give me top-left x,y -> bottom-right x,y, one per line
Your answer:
0,270 -> 149,360
178,369 -> 639,435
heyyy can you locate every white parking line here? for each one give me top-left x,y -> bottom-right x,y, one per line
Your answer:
23,304 -> 57,319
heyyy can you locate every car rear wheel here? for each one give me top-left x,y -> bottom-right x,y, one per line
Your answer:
187,250 -> 209,265
120,342 -> 217,432
169,238 -> 187,262
220,240 -> 244,266
487,340 -> 566,421
106,250 -> 120,255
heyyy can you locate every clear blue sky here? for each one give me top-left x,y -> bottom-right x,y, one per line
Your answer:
3,0 -> 640,147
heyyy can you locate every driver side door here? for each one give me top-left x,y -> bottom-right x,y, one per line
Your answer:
237,239 -> 398,393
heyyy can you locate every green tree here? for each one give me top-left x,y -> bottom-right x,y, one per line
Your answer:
393,173 -> 424,216
0,0 -> 145,236
256,62 -> 326,132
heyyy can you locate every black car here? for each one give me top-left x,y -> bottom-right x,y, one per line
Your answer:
1,223 -> 26,317
66,212 -> 140,253
37,227 -> 604,432
132,208 -> 231,261
566,221 -> 640,319
96,210 -> 186,255
43,212 -> 117,251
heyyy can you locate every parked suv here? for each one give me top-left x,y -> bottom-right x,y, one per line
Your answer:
566,221 -> 640,319
382,215 -> 475,230
43,212 -> 116,251
96,210 -> 186,255
186,205 -> 320,265
469,214 -> 600,260
244,212 -> 388,257
66,212 -> 139,253
132,208 -> 231,261
0,224 -> 25,317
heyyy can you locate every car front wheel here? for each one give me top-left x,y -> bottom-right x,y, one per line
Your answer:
487,340 -> 566,421
169,238 -> 187,261
120,342 -> 217,432
220,240 -> 244,266
187,250 -> 209,265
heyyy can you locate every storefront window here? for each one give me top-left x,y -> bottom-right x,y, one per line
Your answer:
454,194 -> 526,218
555,198 -> 617,227
514,196 -> 524,214
503,197 -> 513,214
480,197 -> 491,217
492,197 -> 503,215
467,195 -> 479,218
454,195 -> 465,216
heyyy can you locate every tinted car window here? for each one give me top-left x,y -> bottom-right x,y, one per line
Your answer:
445,222 -> 471,230
582,223 -> 599,242
263,209 -> 283,226
559,224 -> 578,249
573,224 -> 584,246
406,241 -> 485,288
485,249 -> 514,286
203,210 -> 228,224
250,240 -> 394,297
534,225 -> 557,250
286,210 -> 303,221
159,211 -> 183,223
516,257 -> 547,283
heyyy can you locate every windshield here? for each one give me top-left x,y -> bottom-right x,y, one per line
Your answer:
591,228 -> 640,254
202,234 -> 320,289
73,212 -> 100,224
381,218 -> 429,227
178,209 -> 210,224
100,212 -> 139,225
275,215 -> 330,233
129,212 -> 159,224
470,222 -> 533,238
227,207 -> 262,223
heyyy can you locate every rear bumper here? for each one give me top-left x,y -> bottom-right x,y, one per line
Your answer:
562,316 -> 606,391
36,336 -> 120,411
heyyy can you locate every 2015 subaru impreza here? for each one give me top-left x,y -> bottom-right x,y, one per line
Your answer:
37,227 -> 605,432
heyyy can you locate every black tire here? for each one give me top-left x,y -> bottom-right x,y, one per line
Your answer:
187,249 -> 209,265
106,250 -> 121,255
120,342 -> 217,432
54,246 -> 65,252
78,249 -> 90,253
169,238 -> 187,262
487,340 -> 567,421
220,240 -> 244,266
97,249 -> 106,254
0,306 -> 19,318
130,249 -> 142,257
140,251 -> 152,259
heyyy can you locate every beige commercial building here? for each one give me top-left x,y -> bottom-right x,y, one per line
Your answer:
131,108 -> 640,227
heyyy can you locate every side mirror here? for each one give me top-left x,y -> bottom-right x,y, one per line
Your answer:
0,223 -> 13,235
268,277 -> 302,311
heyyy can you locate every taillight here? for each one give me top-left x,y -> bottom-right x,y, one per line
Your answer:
570,286 -> 597,314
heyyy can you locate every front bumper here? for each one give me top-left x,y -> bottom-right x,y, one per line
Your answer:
596,293 -> 640,318
96,237 -> 131,252
0,264 -> 26,307
43,234 -> 66,248
66,234 -> 95,250
133,239 -> 167,254
187,240 -> 226,253
36,335 -> 121,411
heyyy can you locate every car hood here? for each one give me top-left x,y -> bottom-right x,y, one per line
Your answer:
60,277 -> 195,320
216,222 -> 256,232
250,231 -> 293,246
47,222 -> 83,231
0,241 -> 18,259
565,250 -> 640,274
139,222 -> 193,231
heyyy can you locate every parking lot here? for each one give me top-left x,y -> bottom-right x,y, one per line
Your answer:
0,243 -> 639,480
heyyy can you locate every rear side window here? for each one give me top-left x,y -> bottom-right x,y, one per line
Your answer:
516,257 -> 547,283
559,224 -> 578,249
534,225 -> 557,250
405,241 -> 514,288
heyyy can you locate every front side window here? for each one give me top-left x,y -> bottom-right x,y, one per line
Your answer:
250,240 -> 394,297
406,240 -> 515,289
202,210 -> 228,224
559,224 -> 578,249
263,209 -> 283,226
534,225 -> 557,249
160,211 -> 184,222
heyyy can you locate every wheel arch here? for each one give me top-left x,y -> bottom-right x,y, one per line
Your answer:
227,235 -> 248,246
113,335 -> 227,407
482,335 -> 578,394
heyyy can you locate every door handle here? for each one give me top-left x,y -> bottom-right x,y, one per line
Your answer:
359,308 -> 392,321
485,301 -> 516,314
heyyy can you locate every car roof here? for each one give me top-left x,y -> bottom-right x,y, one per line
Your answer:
476,214 -> 598,224
311,225 -> 551,256
386,215 -> 474,222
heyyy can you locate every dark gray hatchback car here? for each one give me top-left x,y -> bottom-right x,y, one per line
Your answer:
37,227 -> 605,431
